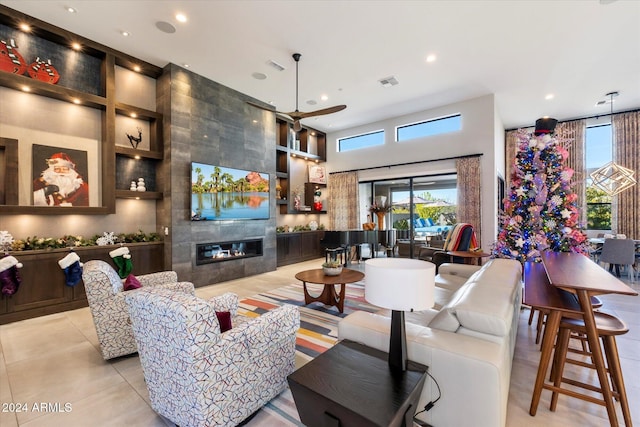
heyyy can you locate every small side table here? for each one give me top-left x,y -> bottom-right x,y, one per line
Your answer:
288,340 -> 428,427
446,250 -> 490,266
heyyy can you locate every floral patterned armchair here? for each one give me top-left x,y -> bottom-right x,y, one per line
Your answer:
82,260 -> 195,360
125,289 -> 300,427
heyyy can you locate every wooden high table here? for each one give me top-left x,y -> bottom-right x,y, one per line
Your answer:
524,252 -> 637,426
295,268 -> 365,313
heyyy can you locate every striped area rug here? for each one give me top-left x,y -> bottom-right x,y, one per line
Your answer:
238,281 -> 381,426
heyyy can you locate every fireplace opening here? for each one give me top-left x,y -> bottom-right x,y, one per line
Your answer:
196,238 -> 263,265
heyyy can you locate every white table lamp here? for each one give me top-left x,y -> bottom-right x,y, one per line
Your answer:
365,258 -> 435,371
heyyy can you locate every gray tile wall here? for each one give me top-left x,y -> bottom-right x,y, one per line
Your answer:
158,64 -> 277,286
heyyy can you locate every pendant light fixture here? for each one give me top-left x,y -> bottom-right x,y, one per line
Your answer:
589,92 -> 636,196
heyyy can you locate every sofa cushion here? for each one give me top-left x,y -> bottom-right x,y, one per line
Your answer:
428,306 -> 460,332
215,311 -> 232,332
425,217 -> 434,227
452,282 -> 514,337
123,274 -> 142,291
435,273 -> 468,292
428,281 -> 473,332
433,286 -> 456,310
465,259 -> 522,291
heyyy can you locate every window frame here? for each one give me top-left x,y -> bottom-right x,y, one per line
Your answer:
337,129 -> 385,152
395,114 -> 462,142
585,123 -> 613,230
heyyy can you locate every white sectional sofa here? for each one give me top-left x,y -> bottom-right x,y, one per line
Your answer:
338,258 -> 522,427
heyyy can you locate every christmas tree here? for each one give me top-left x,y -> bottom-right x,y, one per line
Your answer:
493,118 -> 589,263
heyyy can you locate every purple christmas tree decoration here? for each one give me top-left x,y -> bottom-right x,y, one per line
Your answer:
493,124 -> 589,263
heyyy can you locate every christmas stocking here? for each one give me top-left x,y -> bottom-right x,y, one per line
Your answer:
109,247 -> 132,279
58,252 -> 83,287
0,255 -> 23,296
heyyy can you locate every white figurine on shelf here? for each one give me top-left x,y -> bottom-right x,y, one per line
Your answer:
130,181 -> 137,191
136,178 -> 146,192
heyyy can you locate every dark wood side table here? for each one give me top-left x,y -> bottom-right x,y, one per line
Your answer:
288,340 -> 427,427
295,268 -> 365,313
446,250 -> 490,266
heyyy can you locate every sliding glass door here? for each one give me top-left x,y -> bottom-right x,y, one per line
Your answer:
363,174 -> 457,258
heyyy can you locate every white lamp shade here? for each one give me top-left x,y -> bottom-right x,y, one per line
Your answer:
365,258 -> 435,311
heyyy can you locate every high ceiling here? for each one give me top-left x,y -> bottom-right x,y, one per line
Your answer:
2,0 -> 639,133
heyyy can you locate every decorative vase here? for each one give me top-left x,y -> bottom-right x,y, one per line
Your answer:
323,266 -> 343,276
375,212 -> 386,230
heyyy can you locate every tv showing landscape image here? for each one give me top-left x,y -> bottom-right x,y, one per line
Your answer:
191,162 -> 270,220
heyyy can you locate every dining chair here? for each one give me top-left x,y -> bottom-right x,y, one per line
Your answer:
599,238 -> 636,282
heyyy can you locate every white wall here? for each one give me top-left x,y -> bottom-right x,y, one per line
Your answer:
326,94 -> 504,251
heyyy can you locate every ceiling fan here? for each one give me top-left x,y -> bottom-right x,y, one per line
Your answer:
248,53 -> 346,132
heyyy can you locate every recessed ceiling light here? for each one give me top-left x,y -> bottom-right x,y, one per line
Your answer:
252,119 -> 258,123
133,65 -> 141,72
175,13 -> 187,23
183,63 -> 190,68
426,54 -> 437,63
252,72 -> 267,80
320,95 -> 328,101
121,31 -> 130,37
66,7 -> 77,13
134,155 -> 141,160
72,98 -> 81,104
545,94 -> 554,100
130,113 -> 137,118
155,21 -> 176,34
19,23 -> 31,32
22,86 -> 30,92
71,42 -> 81,50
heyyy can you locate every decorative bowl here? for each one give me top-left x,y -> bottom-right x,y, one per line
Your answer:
323,266 -> 343,276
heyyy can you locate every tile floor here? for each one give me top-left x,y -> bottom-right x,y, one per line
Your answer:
0,258 -> 637,426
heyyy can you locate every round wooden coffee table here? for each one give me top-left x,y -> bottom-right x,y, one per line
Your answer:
295,268 -> 365,313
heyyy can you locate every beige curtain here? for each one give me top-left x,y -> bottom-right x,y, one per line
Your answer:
456,156 -> 482,245
556,119 -> 586,225
505,127 -> 533,191
612,111 -> 640,240
328,171 -> 360,230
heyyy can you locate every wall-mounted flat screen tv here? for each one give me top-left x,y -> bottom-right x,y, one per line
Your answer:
191,162 -> 270,220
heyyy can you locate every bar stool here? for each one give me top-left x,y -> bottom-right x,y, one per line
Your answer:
529,296 -> 603,345
325,246 -> 347,267
549,311 -> 631,426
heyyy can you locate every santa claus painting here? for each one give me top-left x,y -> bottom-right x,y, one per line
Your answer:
32,145 -> 89,206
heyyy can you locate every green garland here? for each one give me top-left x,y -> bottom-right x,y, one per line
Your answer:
9,230 -> 161,251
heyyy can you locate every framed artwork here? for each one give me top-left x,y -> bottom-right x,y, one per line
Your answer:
32,144 -> 89,206
308,164 -> 327,184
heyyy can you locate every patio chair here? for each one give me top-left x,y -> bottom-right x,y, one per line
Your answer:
418,223 -> 478,271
